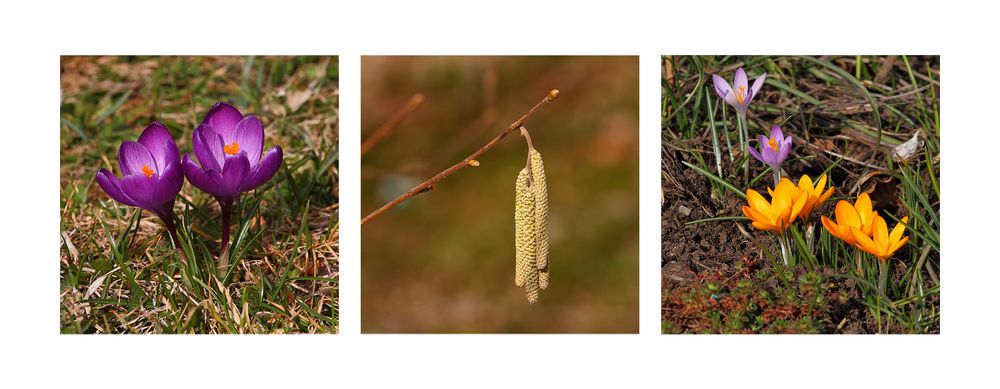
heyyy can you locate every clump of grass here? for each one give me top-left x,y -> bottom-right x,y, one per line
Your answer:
662,55 -> 939,334
60,56 -> 339,334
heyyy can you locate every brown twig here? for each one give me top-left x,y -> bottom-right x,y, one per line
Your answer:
360,93 -> 426,157
361,89 -> 559,226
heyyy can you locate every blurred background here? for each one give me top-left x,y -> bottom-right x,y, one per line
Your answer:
361,56 -> 639,333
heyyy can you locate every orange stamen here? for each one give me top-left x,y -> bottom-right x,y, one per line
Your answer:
767,137 -> 779,152
224,141 -> 240,155
141,165 -> 155,180
735,85 -> 746,104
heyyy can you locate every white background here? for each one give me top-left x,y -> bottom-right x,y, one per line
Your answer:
0,0 -> 994,387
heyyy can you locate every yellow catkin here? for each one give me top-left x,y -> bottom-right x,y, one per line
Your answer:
529,149 -> 549,276
514,168 -> 534,288
538,269 -> 549,290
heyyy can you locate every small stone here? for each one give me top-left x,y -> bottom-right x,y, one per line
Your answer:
678,205 -> 692,216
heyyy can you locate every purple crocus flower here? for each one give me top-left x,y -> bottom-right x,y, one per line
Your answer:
712,67 -> 766,119
182,102 -> 283,255
748,125 -> 793,183
95,122 -> 184,247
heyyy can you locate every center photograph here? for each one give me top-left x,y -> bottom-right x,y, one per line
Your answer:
360,56 -> 639,333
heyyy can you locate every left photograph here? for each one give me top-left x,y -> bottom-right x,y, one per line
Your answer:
60,56 -> 339,334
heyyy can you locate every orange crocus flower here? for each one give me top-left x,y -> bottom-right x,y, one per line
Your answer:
768,174 -> 834,221
820,192 -> 878,246
742,177 -> 807,233
851,214 -> 909,261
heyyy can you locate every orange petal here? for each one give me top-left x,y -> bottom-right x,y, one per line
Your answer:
822,215 -> 852,245
851,226 -> 880,257
752,221 -> 780,233
746,189 -> 770,214
789,189 -> 808,223
797,174 -> 813,193
889,218 -> 907,245
889,236 -> 910,256
819,186 -> 834,204
834,200 -> 859,228
816,174 -> 828,193
872,216 -> 889,248
745,206 -> 774,228
855,192 -> 873,217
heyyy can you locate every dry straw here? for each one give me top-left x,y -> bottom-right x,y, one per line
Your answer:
513,127 -> 549,303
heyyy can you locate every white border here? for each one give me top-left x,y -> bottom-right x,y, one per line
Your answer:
1,0 -> 997,387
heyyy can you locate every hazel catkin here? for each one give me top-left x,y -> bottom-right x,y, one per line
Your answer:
513,149 -> 549,303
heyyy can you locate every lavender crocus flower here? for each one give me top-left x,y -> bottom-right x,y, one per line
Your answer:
96,122 -> 184,246
748,125 -> 793,183
182,102 -> 283,256
712,67 -> 766,120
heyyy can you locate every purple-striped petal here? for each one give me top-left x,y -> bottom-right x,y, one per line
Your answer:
232,115 -> 264,166
723,91 -> 740,112
118,141 -> 155,177
137,121 -> 179,171
96,169 -> 137,206
242,146 -> 283,191
183,154 -> 220,195
769,125 -> 784,141
749,73 -> 767,101
194,124 -> 225,172
734,68 -> 748,95
777,136 -> 793,163
712,74 -> 732,100
202,102 -> 243,139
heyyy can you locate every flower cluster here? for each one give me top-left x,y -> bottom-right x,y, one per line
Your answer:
96,103 -> 283,258
742,174 -> 834,233
821,192 -> 908,261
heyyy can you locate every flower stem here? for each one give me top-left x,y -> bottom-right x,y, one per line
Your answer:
877,259 -> 888,298
219,201 -> 233,271
805,223 -> 815,256
772,168 -> 782,186
158,214 -> 187,265
738,114 -> 749,185
777,232 -> 791,266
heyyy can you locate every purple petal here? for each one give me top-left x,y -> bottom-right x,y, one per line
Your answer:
750,73 -> 767,101
770,125 -> 784,141
152,162 -> 183,206
734,68 -> 748,94
137,121 -> 179,171
242,146 -> 282,191
747,145 -> 764,165
232,115 -> 264,166
96,169 -> 137,206
777,136 -> 793,163
712,74 -> 732,100
218,153 -> 251,197
118,141 -> 155,177
723,92 -> 740,111
760,139 -> 778,166
202,102 -> 244,139
120,173 -> 157,210
183,154 -> 221,195
194,124 -> 225,172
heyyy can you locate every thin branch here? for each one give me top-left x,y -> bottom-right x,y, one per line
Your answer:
360,93 -> 425,157
361,89 -> 559,226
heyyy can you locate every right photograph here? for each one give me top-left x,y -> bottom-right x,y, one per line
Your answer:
661,55 -> 940,334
